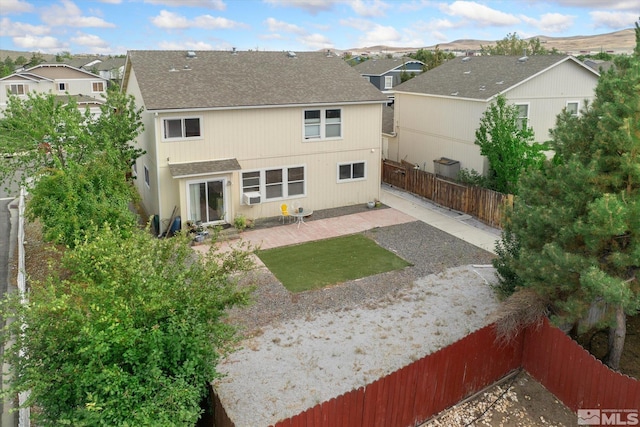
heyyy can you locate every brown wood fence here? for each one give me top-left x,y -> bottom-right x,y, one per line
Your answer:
211,319 -> 640,427
381,159 -> 512,229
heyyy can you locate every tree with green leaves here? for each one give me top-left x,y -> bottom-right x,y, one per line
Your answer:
474,94 -> 546,194
480,32 -> 555,56
494,21 -> 640,370
409,45 -> 455,71
0,225 -> 254,425
0,88 -> 144,192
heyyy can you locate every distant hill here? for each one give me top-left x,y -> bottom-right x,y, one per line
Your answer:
347,28 -> 635,56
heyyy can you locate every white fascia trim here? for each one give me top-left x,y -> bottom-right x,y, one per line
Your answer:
145,100 -> 388,115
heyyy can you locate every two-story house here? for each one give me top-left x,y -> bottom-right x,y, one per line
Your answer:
387,55 -> 600,176
0,63 -> 108,115
121,50 -> 388,233
355,57 -> 425,95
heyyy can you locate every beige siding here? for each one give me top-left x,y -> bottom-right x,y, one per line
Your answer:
394,93 -> 486,173
150,103 -> 383,227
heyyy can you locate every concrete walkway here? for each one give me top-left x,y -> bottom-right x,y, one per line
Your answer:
196,185 -> 500,256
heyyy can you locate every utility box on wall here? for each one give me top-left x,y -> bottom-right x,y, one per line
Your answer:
433,157 -> 460,180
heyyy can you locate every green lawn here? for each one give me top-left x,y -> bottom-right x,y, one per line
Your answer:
256,233 -> 412,293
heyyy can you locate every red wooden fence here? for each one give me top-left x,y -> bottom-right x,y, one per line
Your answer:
211,319 -> 640,427
523,318 -> 640,412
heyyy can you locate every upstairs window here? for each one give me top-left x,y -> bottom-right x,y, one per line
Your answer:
566,101 -> 579,117
92,81 -> 105,92
58,82 -> 67,91
384,76 -> 393,89
515,104 -> 529,129
9,84 -> 28,95
163,117 -> 202,140
304,108 -> 342,140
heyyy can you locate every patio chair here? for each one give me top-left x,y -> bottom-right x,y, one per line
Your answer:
280,203 -> 291,223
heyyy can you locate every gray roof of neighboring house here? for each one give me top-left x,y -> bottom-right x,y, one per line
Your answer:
124,50 -> 388,111
393,55 -> 598,101
354,57 -> 424,76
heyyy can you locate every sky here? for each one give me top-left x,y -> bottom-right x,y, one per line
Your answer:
0,0 -> 637,55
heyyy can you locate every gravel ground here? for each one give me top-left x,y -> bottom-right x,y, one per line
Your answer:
214,220 -> 498,426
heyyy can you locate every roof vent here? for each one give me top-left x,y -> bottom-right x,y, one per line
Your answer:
462,56 -> 471,62
169,67 -> 178,72
496,80 -> 504,85
186,51 -> 196,58
479,85 -> 486,91
464,70 -> 471,74
518,56 -> 529,62
183,64 -> 191,70
451,91 -> 459,96
287,51 -> 297,58
232,47 -> 237,55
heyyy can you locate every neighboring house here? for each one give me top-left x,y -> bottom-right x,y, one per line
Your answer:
0,63 -> 107,114
122,50 -> 388,233
354,57 -> 424,94
387,55 -> 600,175
64,57 -> 126,83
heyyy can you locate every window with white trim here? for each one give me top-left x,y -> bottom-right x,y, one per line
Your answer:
566,101 -> 579,117
241,166 -> 305,202
58,82 -> 67,91
303,108 -> 342,140
515,103 -> 529,129
338,161 -> 366,182
144,165 -> 150,187
92,81 -> 105,92
9,84 -> 28,95
384,75 -> 393,89
162,117 -> 202,140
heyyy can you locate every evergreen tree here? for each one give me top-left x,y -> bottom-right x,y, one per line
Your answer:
495,21 -> 640,370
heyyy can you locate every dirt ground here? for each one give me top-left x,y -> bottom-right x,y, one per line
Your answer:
422,370 -> 577,427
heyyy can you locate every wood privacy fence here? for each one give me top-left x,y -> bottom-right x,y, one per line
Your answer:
381,159 -> 512,229
211,319 -> 640,427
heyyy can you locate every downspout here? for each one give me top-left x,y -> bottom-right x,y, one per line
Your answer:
154,112 -> 164,235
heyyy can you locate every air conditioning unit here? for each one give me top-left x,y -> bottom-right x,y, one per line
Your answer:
242,192 -> 261,205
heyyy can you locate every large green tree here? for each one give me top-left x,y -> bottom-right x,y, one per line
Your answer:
480,32 -> 555,56
0,226 -> 254,426
474,95 -> 546,194
494,22 -> 640,370
409,45 -> 455,71
0,88 -> 144,191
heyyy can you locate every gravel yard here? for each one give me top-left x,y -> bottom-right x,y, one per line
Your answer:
214,220 -> 499,426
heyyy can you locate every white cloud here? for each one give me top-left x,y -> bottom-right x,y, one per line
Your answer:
0,17 -> 51,36
158,40 -> 216,50
299,33 -> 334,49
151,10 -> 247,30
399,0 -> 437,12
357,24 -> 402,46
70,32 -> 110,49
552,0 -> 639,11
339,17 -> 375,31
0,0 -> 33,15
439,1 -> 520,27
98,0 -> 122,4
264,17 -> 306,34
263,0 -> 337,15
519,13 -> 575,33
144,0 -> 226,10
590,10 -> 638,29
13,34 -> 66,51
41,0 -> 116,28
348,0 -> 390,18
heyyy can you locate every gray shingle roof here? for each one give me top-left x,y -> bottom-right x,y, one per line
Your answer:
393,55 -> 596,100
168,158 -> 242,178
354,57 -> 424,76
125,50 -> 388,111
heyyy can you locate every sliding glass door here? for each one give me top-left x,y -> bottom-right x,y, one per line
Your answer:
188,179 -> 225,224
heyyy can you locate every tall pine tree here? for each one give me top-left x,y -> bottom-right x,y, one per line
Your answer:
496,21 -> 640,370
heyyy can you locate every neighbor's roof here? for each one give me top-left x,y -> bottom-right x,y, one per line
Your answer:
123,50 -> 388,111
354,57 -> 424,76
393,55 -> 599,101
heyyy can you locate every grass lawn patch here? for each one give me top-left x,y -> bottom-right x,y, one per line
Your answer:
256,233 -> 412,293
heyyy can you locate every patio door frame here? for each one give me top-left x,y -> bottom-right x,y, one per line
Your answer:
185,176 -> 229,225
